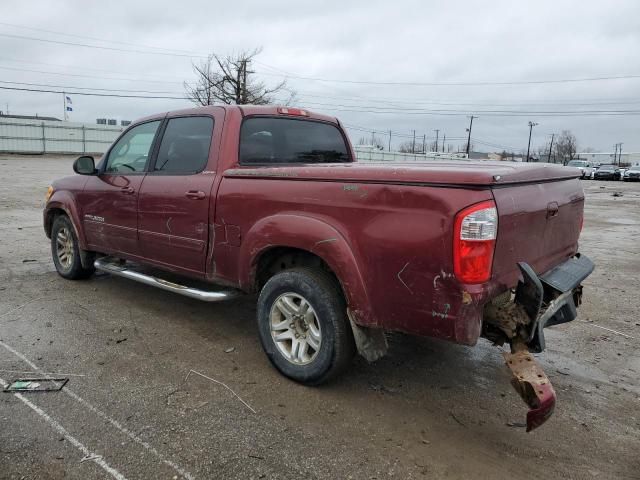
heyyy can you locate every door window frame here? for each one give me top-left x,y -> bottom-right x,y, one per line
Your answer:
99,118 -> 165,176
146,114 -> 215,176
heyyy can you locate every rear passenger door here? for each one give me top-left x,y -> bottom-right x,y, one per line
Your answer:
137,114 -> 218,276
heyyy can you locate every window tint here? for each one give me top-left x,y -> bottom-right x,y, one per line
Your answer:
240,117 -> 350,165
154,116 -> 213,173
105,121 -> 161,173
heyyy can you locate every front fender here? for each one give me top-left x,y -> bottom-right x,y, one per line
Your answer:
239,214 -> 377,327
44,192 -> 87,250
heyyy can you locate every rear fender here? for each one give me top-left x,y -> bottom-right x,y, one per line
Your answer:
239,214 -> 376,327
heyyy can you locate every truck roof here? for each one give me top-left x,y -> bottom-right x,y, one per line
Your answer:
134,105 -> 338,125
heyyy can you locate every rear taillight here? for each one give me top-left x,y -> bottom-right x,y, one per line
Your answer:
453,200 -> 498,284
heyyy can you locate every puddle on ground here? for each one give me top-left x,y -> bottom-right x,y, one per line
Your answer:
606,217 -> 638,225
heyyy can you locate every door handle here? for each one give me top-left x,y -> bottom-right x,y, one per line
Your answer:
121,187 -> 135,195
185,190 -> 205,200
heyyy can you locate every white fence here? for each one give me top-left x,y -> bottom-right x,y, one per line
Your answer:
0,117 -> 123,154
354,146 -> 468,162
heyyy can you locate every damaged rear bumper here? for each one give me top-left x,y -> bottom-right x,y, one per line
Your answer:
516,253 -> 594,353
485,253 -> 594,431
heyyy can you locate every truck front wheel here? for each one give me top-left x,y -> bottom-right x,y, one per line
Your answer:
257,267 -> 355,385
51,215 -> 95,280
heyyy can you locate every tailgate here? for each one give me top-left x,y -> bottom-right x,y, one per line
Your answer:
491,178 -> 584,288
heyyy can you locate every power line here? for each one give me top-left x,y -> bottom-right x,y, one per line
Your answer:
0,56 -> 187,80
0,85 -> 188,100
3,83 -> 640,117
0,65 -> 183,84
0,80 -> 181,94
0,32 -> 205,58
3,31 -> 640,87
258,69 -> 640,87
0,21 -> 206,55
5,56 -> 640,108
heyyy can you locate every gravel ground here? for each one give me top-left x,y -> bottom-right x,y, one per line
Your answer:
0,155 -> 638,479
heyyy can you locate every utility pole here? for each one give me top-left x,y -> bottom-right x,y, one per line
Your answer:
412,130 -> 416,153
465,116 -> 475,157
422,134 -> 426,154
433,129 -> 439,152
547,133 -> 555,163
442,134 -> 446,152
613,143 -> 618,165
242,59 -> 248,104
388,130 -> 392,151
618,143 -> 623,165
526,121 -> 538,162
371,130 -> 375,146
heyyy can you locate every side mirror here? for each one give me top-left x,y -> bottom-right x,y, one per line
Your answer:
73,155 -> 97,175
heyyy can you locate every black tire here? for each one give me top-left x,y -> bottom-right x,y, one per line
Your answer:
51,215 -> 95,280
257,267 -> 355,385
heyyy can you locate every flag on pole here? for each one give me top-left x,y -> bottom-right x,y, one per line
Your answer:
66,96 -> 72,104
66,106 -> 73,111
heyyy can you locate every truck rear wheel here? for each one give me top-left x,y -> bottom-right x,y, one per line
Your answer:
257,267 -> 355,385
51,215 -> 95,280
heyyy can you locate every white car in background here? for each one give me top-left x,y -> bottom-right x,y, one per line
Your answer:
566,159 -> 595,179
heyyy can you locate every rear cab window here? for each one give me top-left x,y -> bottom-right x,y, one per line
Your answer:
239,117 -> 350,165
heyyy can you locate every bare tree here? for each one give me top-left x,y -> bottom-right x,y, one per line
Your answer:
184,48 -> 295,106
555,130 -> 577,165
399,140 -> 423,153
358,136 -> 385,150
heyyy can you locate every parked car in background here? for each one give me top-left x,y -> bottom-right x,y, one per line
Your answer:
594,164 -> 621,180
623,166 -> 640,181
566,159 -> 595,179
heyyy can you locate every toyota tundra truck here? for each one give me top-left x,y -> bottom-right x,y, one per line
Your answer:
44,105 -> 593,431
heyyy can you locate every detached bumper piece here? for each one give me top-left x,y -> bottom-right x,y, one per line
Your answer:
505,253 -> 594,431
503,346 -> 555,432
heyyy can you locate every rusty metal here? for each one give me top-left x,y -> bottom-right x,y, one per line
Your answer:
503,341 -> 556,432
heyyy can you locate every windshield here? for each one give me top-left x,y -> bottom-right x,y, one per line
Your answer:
567,160 -> 587,167
628,166 -> 640,172
598,165 -> 615,171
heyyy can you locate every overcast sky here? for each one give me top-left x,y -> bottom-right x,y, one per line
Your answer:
2,0 -> 640,153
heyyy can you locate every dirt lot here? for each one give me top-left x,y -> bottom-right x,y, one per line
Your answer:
0,155 -> 638,480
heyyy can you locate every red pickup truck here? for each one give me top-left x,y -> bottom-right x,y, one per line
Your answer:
44,105 -> 593,431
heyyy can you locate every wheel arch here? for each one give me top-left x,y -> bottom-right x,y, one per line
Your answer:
239,214 -> 377,328
44,194 -> 87,250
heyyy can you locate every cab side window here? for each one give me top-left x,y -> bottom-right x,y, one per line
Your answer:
154,116 -> 214,174
105,121 -> 161,173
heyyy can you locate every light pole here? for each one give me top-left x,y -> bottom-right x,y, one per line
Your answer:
526,121 -> 538,162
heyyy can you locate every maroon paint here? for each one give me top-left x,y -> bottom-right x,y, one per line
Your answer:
78,174 -> 145,256
44,105 -> 584,348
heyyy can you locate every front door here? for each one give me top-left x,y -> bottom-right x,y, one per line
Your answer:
137,115 -> 217,276
81,120 -> 162,256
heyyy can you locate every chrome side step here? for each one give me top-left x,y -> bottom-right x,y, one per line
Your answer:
94,257 -> 243,302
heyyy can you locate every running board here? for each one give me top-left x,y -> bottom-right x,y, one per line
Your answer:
94,257 -> 243,302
